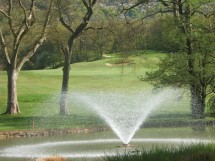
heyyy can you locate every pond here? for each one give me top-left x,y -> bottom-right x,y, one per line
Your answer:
0,126 -> 214,161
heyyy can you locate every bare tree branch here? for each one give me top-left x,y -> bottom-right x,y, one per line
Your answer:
89,0 -> 96,6
59,16 -> 75,33
7,0 -> 16,36
9,1 -> 36,69
66,0 -> 97,47
0,9 -> 10,19
29,0 -> 35,25
192,10 -> 215,18
82,0 -> 89,9
123,0 -> 149,13
124,8 -> 173,28
16,0 -> 54,72
0,28 -> 11,64
8,0 -> 12,15
57,0 -> 75,34
140,9 -> 173,20
91,0 -> 97,6
18,0 -> 28,28
16,2 -> 35,44
84,26 -> 103,31
0,8 -> 15,37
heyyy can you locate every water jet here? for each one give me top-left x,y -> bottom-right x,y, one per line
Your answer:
70,89 -> 176,144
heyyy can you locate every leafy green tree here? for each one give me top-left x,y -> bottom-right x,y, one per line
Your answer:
129,0 -> 215,118
0,0 -> 53,114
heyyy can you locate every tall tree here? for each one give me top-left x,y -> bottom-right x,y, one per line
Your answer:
0,0 -> 53,114
127,0 -> 215,118
57,0 -> 97,115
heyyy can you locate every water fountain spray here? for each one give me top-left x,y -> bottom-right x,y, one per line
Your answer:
71,89 -> 175,145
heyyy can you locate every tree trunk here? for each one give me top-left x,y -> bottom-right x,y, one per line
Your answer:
5,68 -> 20,114
186,36 -> 205,118
60,47 -> 72,115
58,0 -> 97,115
190,84 -> 205,118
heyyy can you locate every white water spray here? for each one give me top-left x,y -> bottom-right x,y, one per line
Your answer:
71,89 -> 176,144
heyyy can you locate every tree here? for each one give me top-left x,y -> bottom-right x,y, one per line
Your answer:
0,0 -> 53,114
127,0 -> 215,118
56,0 -> 97,115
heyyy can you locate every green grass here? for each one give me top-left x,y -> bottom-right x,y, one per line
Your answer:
102,144 -> 215,161
0,51 -> 213,131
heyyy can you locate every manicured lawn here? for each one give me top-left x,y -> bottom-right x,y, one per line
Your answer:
0,51 -> 213,130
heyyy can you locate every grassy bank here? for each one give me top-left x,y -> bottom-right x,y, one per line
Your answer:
102,144 -> 215,161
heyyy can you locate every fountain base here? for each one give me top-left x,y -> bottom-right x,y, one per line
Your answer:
117,144 -> 138,148
123,143 -> 129,147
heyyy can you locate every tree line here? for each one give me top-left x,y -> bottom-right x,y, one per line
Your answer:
0,0 -> 214,118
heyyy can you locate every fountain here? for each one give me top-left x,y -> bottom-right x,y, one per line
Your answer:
70,89 -> 173,145
0,89 -> 214,160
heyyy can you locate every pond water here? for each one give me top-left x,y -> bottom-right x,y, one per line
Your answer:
0,126 -> 214,161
